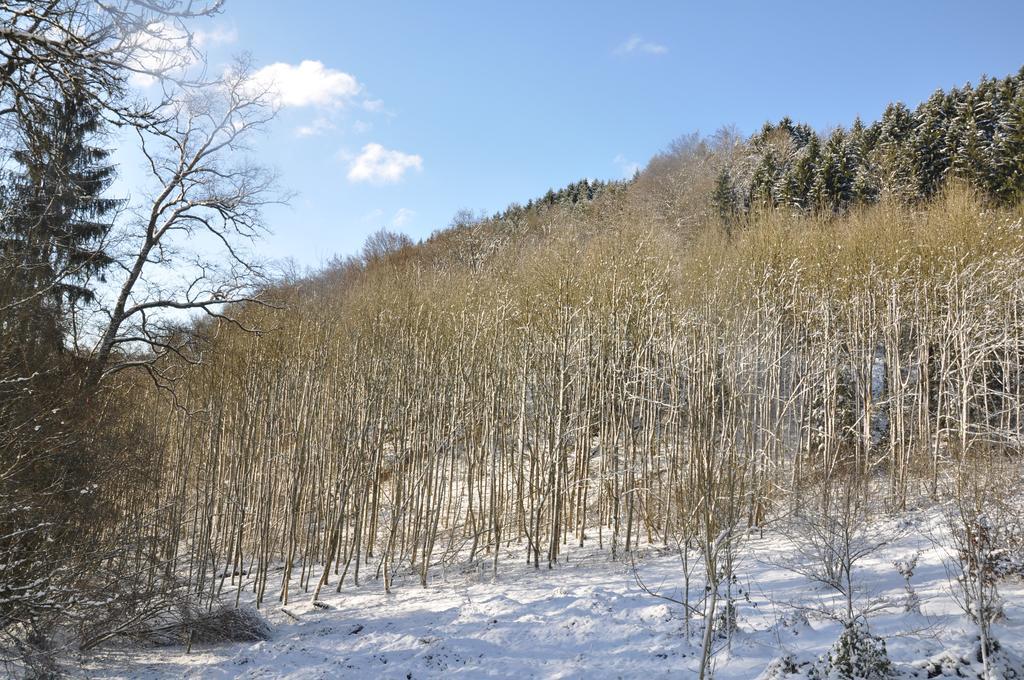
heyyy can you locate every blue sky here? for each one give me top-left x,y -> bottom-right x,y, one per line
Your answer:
122,0 -> 1024,268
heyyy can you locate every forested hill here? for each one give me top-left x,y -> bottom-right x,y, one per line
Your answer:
123,64 -> 1024,617
5,44 -> 1024,676
372,66 -> 1024,271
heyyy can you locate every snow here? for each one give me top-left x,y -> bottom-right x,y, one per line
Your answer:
78,511 -> 1024,679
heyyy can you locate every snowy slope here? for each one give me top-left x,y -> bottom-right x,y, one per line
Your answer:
79,511 -> 1024,679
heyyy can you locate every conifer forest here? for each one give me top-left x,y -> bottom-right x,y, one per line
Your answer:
2,2 -> 1024,678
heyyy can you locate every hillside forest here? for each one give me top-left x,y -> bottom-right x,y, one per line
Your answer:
2,3 -> 1024,677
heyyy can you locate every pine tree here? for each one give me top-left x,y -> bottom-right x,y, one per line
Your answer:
813,128 -> 854,212
851,162 -> 880,206
782,133 -> 821,210
846,118 -> 879,204
950,87 -> 991,191
0,89 -> 120,351
711,168 -> 738,228
913,89 -> 953,199
718,69 -> 1022,216
791,122 -> 816,149
846,117 -> 868,164
874,102 -> 917,202
992,70 -> 1024,204
749,149 -> 780,209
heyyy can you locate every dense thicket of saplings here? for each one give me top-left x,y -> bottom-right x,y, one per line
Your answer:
123,184 -> 1024,613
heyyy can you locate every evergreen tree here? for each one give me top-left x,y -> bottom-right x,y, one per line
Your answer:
749,148 -> 781,209
874,102 -> 917,202
949,87 -> 992,191
912,89 -> 953,199
711,167 -> 738,225
0,89 -> 120,351
851,162 -> 881,205
813,128 -> 854,212
713,68 -> 1024,217
791,122 -> 816,149
846,117 -> 869,164
781,133 -> 821,210
943,85 -> 971,184
846,118 -> 879,204
752,121 -> 777,149
992,70 -> 1024,204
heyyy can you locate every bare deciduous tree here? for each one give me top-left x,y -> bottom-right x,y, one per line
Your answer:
88,58 -> 281,385
1,0 -> 223,120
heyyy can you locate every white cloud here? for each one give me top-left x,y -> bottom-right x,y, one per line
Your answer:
250,60 -> 361,108
347,143 -> 422,184
614,153 -> 640,178
362,207 -> 414,226
361,208 -> 385,223
392,208 -> 415,227
352,120 -> 373,134
296,116 -> 336,137
613,35 -> 668,56
362,98 -> 385,112
194,25 -> 238,48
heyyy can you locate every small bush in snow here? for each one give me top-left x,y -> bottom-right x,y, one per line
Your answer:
759,620 -> 893,680
913,636 -> 1024,679
893,553 -> 921,614
816,619 -> 893,680
758,654 -> 815,679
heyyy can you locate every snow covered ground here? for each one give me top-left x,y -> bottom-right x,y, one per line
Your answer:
79,510 -> 1024,679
